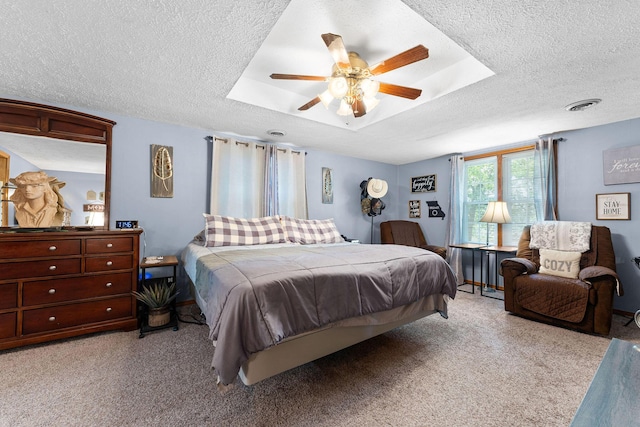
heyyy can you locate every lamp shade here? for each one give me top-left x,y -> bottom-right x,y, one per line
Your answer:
479,201 -> 511,224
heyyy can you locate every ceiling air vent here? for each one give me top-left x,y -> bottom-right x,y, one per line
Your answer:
565,99 -> 601,112
267,129 -> 286,137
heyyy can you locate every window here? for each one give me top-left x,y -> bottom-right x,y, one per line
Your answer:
463,147 -> 535,246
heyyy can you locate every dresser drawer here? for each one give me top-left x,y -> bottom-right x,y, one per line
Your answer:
22,296 -> 133,335
0,283 -> 18,309
0,239 -> 81,259
23,272 -> 134,306
0,312 -> 17,340
0,258 -> 81,281
86,237 -> 134,254
85,255 -> 133,272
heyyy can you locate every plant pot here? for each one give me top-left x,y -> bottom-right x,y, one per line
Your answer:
148,306 -> 171,327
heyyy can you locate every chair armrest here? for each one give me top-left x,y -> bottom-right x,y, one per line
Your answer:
422,244 -> 447,259
579,266 -> 623,296
500,258 -> 537,276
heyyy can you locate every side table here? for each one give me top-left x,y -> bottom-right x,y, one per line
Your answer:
479,245 -> 517,300
449,243 -> 487,293
138,255 -> 179,338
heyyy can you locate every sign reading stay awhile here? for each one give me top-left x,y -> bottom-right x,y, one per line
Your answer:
603,145 -> 640,185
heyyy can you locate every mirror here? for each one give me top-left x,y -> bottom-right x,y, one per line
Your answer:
0,98 -> 114,230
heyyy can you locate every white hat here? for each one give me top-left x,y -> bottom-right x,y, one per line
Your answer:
367,178 -> 388,198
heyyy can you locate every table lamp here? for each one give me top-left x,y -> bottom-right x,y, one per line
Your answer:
479,201 -> 511,245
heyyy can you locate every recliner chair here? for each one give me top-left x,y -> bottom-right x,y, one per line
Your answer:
500,224 -> 621,335
380,220 -> 447,259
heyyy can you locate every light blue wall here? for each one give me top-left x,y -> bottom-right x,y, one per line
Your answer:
397,154 -> 452,247
5,98 -> 639,312
105,111 -> 400,299
305,148 -> 398,244
400,119 -> 640,313
556,119 -> 640,313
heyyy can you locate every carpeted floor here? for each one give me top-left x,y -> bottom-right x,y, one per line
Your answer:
1,291 -> 639,427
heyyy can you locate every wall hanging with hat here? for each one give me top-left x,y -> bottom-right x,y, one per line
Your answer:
360,177 -> 388,243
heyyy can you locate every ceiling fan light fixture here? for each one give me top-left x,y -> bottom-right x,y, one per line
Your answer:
328,76 -> 349,98
318,90 -> 334,108
270,33 -> 429,119
363,96 -> 380,112
360,79 -> 379,97
336,99 -> 353,116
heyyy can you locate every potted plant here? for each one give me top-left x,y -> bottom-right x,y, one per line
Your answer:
133,279 -> 178,327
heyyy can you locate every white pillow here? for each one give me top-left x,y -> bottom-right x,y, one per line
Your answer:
538,249 -> 581,279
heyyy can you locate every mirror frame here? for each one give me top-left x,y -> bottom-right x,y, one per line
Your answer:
0,98 -> 115,230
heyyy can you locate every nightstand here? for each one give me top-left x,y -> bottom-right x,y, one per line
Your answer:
138,255 -> 179,337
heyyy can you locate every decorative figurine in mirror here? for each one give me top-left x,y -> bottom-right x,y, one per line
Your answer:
9,170 -> 71,227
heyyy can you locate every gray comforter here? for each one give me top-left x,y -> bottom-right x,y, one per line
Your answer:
193,243 -> 457,385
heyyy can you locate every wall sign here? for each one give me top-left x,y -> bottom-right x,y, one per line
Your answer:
322,167 -> 333,204
409,200 -> 420,218
411,174 -> 436,192
603,145 -> 640,185
151,144 -> 174,198
596,192 -> 630,220
427,201 -> 446,219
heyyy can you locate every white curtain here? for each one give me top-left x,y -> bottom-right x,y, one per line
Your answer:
210,137 -> 265,218
276,147 -> 308,218
534,137 -> 558,221
445,154 -> 465,284
210,137 -> 307,218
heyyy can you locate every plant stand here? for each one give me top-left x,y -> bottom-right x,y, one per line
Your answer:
138,255 -> 180,338
139,303 -> 179,338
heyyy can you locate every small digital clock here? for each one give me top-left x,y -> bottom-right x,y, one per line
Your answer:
115,220 -> 139,229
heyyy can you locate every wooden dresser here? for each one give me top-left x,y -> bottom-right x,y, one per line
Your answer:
0,229 -> 141,350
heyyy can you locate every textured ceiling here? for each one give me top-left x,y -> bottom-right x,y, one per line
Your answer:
1,0 -> 640,165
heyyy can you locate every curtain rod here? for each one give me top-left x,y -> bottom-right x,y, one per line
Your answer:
205,135 -> 304,155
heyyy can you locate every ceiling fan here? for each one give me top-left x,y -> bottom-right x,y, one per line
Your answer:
270,33 -> 429,118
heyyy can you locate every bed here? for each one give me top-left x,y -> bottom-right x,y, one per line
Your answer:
181,215 -> 458,386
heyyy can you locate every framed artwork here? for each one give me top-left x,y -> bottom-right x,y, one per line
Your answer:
322,167 -> 333,204
409,200 -> 421,218
595,193 -> 630,220
411,174 -> 436,193
602,145 -> 640,185
151,144 -> 174,198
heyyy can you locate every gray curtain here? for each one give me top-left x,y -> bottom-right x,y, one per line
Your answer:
445,154 -> 464,284
534,137 -> 558,220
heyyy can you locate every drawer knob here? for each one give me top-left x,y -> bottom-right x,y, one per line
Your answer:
105,282 -> 113,288
48,288 -> 56,294
49,265 -> 57,271
48,316 -> 56,322
107,243 -> 113,248
49,245 -> 57,251
106,307 -> 112,312
106,261 -> 113,266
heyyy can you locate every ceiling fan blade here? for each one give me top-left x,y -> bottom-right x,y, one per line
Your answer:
378,82 -> 422,100
321,33 -> 351,70
298,96 -> 322,111
369,45 -> 429,75
270,73 -> 327,81
352,99 -> 366,117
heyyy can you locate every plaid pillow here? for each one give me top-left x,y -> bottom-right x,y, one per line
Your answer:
280,217 -> 344,244
203,215 -> 287,247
